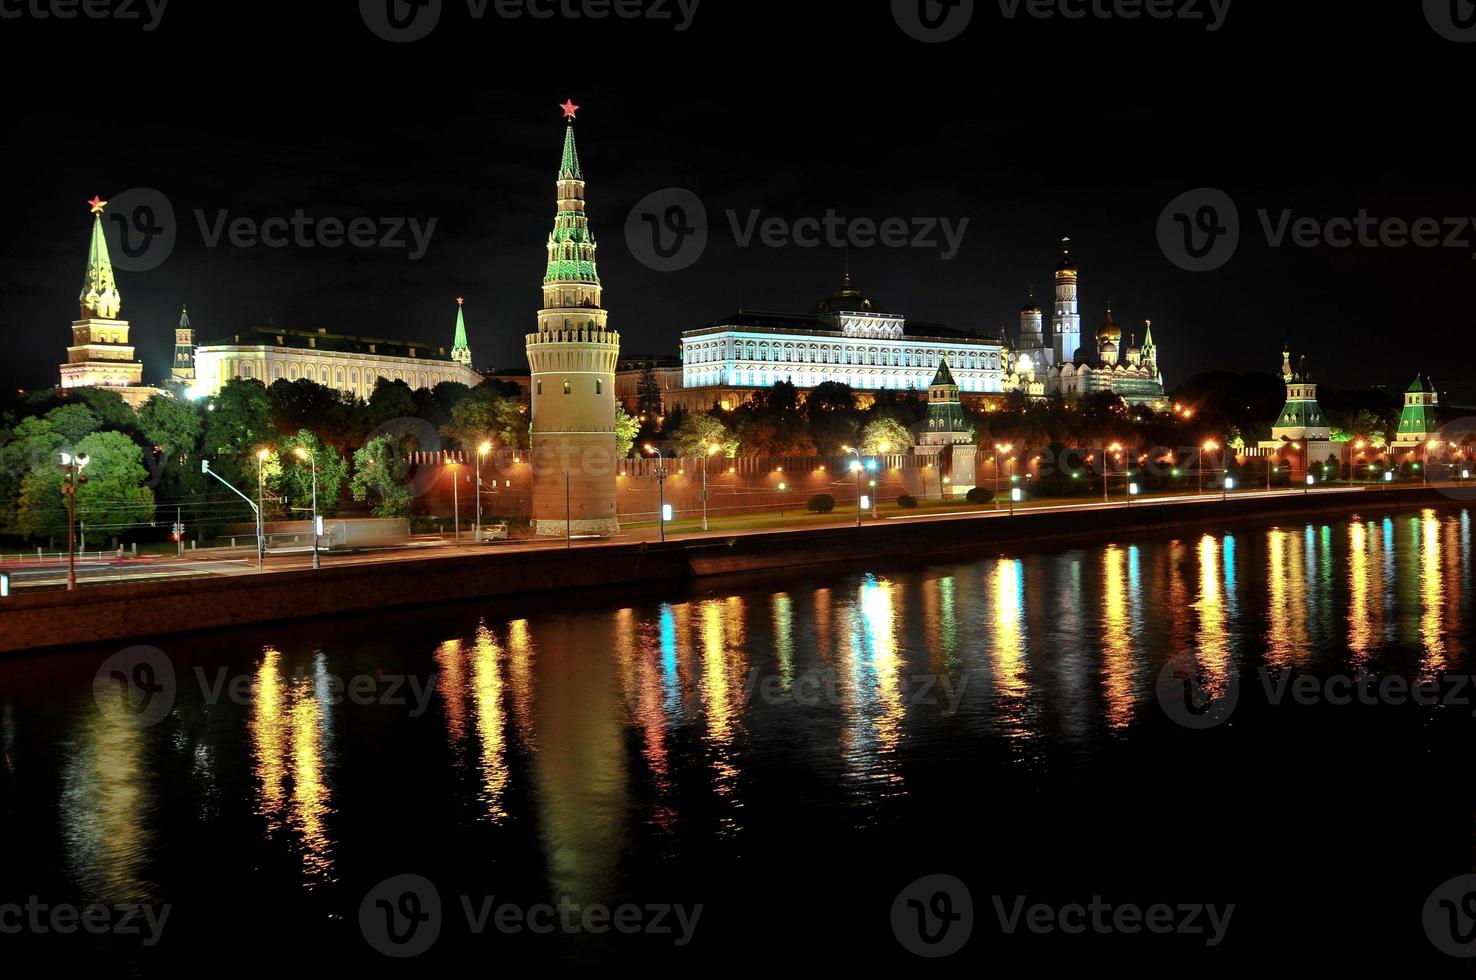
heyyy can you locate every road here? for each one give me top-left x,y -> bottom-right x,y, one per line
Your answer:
1,481 -> 1460,593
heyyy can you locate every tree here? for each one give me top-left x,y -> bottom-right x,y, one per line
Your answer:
615,407 -> 641,458
0,416 -> 67,535
808,381 -> 856,415
367,378 -> 419,427
350,435 -> 415,518
204,379 -> 273,458
636,364 -> 664,418
15,430 -> 154,541
278,429 -> 349,518
735,414 -> 815,456
44,404 -> 101,445
672,412 -> 737,457
441,389 -> 526,452
859,417 -> 914,455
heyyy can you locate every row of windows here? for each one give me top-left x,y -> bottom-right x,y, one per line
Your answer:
685,369 -> 1001,393
220,360 -> 457,390
686,341 -> 1000,371
536,379 -> 602,395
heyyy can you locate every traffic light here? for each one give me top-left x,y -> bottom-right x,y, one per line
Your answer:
171,521 -> 184,542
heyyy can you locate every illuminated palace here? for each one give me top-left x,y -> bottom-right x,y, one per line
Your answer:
59,197 -> 164,409
676,271 -> 1006,411
189,298 -> 481,399
675,239 -> 1169,412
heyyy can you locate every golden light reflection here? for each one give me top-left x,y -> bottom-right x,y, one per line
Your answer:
1265,529 -> 1308,667
470,623 -> 510,821
772,593 -> 795,690
1101,545 -> 1135,730
1418,510 -> 1447,671
698,597 -> 748,825
1194,535 -> 1231,701
250,647 -> 335,887
990,558 -> 1028,711
1346,521 -> 1381,659
60,711 -> 152,903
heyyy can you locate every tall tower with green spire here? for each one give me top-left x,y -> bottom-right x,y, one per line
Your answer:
525,101 -> 621,537
173,306 -> 196,382
451,297 -> 473,368
60,196 -> 155,408
1392,374 -> 1440,448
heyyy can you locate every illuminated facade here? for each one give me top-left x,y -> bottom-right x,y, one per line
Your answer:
58,197 -> 163,409
680,272 -> 1005,398
1259,347 -> 1337,468
525,101 -> 622,538
191,302 -> 480,400
1391,374 -> 1439,449
1011,238 -> 1168,410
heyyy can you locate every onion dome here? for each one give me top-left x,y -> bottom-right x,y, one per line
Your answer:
811,270 -> 887,315
1056,236 -> 1077,274
1020,286 -> 1041,314
1097,306 -> 1122,343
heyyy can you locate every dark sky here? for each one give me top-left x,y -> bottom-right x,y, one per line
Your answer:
2,0 -> 1470,396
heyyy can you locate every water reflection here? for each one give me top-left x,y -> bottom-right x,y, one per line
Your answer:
60,710 -> 153,904
250,648 -> 335,887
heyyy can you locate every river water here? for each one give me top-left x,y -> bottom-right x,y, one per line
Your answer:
1,505 -> 1472,971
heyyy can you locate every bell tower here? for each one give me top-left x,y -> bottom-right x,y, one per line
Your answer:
525,101 -> 621,537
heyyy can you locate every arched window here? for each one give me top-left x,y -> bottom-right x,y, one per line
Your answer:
596,379 -> 603,395
563,379 -> 571,395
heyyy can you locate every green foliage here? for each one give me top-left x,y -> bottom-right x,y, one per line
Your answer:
45,404 -> 101,445
440,387 -> 526,452
635,364 -> 664,417
15,430 -> 154,541
859,417 -> 913,455
673,412 -> 738,457
350,435 -> 415,518
277,430 -> 349,518
615,407 -> 641,458
367,378 -> 419,427
204,379 -> 273,458
0,416 -> 67,535
896,494 -> 918,509
807,493 -> 836,514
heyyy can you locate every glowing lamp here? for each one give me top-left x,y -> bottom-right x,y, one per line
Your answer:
662,504 -> 674,522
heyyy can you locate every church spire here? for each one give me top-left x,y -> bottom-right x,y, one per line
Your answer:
451,296 -> 472,367
79,196 -> 121,319
559,100 -> 583,180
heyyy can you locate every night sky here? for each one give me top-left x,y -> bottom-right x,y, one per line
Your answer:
2,1 -> 1470,396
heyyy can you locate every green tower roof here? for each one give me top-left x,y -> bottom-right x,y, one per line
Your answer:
179,306 -> 191,330
560,122 -> 582,181
1406,374 -> 1431,393
930,356 -> 957,388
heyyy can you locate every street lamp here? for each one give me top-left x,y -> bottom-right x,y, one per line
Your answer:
256,449 -> 270,569
702,442 -> 721,531
1106,442 -> 1122,503
476,441 -> 492,543
58,451 -> 91,591
643,444 -> 670,542
1199,439 -> 1219,495
842,446 -> 863,526
293,445 -> 320,569
994,442 -> 1011,508
778,481 -> 788,517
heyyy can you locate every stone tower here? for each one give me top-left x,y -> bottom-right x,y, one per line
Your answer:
1052,236 -> 1081,364
60,196 -> 155,409
173,307 -> 196,382
1018,286 -> 1044,354
525,101 -> 621,537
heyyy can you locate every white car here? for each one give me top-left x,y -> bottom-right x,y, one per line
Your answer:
479,523 -> 510,542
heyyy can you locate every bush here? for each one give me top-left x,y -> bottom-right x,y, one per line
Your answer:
896,494 -> 918,509
965,487 -> 995,505
807,493 -> 836,514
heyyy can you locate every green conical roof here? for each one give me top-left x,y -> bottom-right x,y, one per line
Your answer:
179,306 -> 191,330
453,299 -> 469,348
79,209 -> 121,318
930,356 -> 957,388
560,122 -> 582,181
1407,373 -> 1430,393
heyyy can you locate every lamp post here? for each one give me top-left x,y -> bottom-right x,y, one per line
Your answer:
1199,439 -> 1218,495
476,442 -> 492,543
203,458 -> 265,574
994,442 -> 1011,508
778,481 -> 788,517
293,446 -> 319,569
702,442 -> 721,531
843,446 -> 863,526
644,444 -> 669,543
58,451 -> 90,591
257,449 -> 270,569
1105,443 -> 1122,503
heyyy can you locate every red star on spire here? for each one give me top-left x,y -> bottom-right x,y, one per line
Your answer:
560,99 -> 580,120
456,296 -> 464,306
88,195 -> 107,215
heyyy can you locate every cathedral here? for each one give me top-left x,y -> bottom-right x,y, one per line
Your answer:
1002,238 -> 1168,410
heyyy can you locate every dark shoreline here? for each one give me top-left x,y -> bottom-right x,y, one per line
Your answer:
1,485 -> 1465,657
